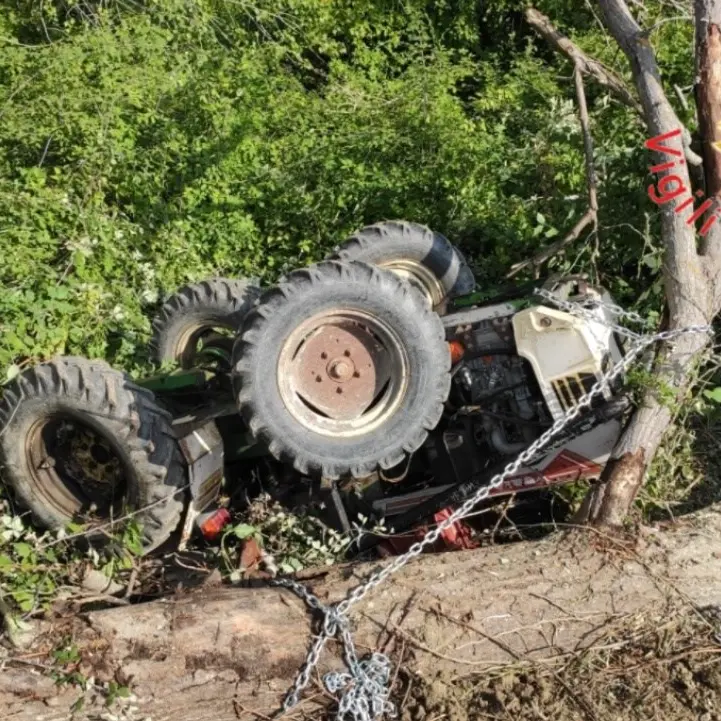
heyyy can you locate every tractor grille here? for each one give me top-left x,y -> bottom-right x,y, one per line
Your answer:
552,373 -> 597,411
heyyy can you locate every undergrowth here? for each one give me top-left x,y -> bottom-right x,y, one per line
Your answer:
219,493 -> 360,578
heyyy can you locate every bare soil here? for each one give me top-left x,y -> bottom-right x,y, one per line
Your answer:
398,608 -> 721,721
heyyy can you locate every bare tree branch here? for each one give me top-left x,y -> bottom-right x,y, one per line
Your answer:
695,0 -> 721,291
580,0 -> 720,527
507,64 -> 599,278
640,16 -> 693,35
525,6 -> 703,172
598,0 -> 708,326
575,65 -> 599,215
525,8 -> 643,114
506,210 -> 596,278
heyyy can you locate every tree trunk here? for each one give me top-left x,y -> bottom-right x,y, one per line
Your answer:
3,506 -> 721,721
581,0 -> 721,526
696,0 -> 721,297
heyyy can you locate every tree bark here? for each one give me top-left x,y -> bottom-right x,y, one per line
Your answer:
580,0 -> 721,526
696,0 -> 721,294
3,506 -> 721,720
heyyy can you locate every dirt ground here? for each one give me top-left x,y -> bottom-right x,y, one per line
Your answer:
396,608 -> 721,721
4,509 -> 721,721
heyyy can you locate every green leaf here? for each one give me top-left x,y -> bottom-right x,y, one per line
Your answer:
12,590 -> 34,612
13,542 -> 32,559
233,524 -> 257,540
703,387 -> 721,404
53,644 -> 80,664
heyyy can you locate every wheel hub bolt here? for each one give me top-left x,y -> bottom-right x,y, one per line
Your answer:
327,358 -> 354,381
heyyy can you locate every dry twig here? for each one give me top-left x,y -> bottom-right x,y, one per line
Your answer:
508,63 -> 599,277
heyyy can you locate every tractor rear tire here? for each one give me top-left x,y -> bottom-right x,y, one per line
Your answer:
330,220 -> 475,309
150,278 -> 260,367
232,260 -> 451,479
0,357 -> 186,552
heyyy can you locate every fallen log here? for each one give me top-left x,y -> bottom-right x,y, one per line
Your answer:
3,506 -> 721,721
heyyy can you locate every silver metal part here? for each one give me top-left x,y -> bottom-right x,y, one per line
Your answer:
372,484 -> 454,517
178,421 -> 224,513
442,301 -> 517,329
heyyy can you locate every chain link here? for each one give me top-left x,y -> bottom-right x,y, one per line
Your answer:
535,287 -> 649,340
273,292 -> 713,721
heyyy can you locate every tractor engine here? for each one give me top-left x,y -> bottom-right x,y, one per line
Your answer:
344,351 -> 554,522
454,355 -> 549,457
315,283 -> 626,531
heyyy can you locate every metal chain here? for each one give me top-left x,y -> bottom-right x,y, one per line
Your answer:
273,293 -> 713,721
535,287 -> 649,340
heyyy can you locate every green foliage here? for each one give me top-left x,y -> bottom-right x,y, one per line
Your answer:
625,367 -> 680,409
0,0 -> 692,374
0,503 -> 81,614
641,381 -> 721,520
0,493 -> 143,617
48,638 -> 131,709
220,495 -> 359,576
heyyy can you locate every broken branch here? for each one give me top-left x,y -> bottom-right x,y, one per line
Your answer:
506,208 -> 596,278
526,7 -> 702,173
525,8 -> 643,115
507,64 -> 598,278
575,64 -> 599,215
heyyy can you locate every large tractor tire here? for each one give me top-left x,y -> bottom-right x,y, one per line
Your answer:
232,261 -> 451,479
330,220 -> 475,310
0,357 -> 186,552
150,277 -> 260,367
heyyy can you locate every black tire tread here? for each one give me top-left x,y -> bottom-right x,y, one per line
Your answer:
0,357 -> 185,551
150,277 -> 261,365
233,260 -> 451,479
330,220 -> 475,299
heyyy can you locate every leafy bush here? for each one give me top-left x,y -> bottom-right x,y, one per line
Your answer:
1,0 -> 693,376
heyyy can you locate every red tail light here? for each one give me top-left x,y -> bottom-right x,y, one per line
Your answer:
198,508 -> 231,541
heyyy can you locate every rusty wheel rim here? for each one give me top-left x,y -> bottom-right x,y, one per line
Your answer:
378,259 -> 445,307
25,414 -> 128,520
278,310 -> 409,438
